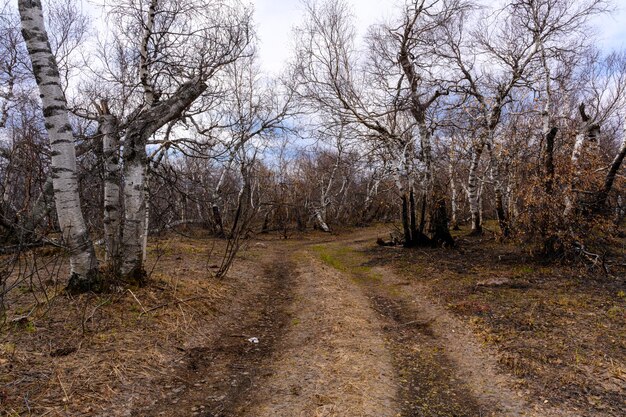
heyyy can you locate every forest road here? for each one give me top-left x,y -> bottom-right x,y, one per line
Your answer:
133,230 -> 573,417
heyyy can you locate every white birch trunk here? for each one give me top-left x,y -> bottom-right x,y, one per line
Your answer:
141,174 -> 150,264
18,0 -> 98,289
100,109 -> 121,265
119,78 -> 209,277
449,160 -> 458,229
467,140 -> 485,233
564,131 -> 587,217
121,158 -> 146,277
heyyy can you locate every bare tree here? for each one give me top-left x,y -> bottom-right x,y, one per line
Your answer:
18,0 -> 99,291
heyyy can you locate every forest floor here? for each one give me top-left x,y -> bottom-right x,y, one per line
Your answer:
1,225 -> 625,416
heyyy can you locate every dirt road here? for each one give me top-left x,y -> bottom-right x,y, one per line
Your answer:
129,230 -> 577,417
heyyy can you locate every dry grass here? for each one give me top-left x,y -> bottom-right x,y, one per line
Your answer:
0,232 -> 242,416
366,225 -> 626,416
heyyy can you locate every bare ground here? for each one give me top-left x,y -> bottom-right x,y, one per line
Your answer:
243,252 -> 398,417
1,225 -> 624,416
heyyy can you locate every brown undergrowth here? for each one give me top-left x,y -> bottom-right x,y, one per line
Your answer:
0,231 -> 258,416
366,224 -> 626,416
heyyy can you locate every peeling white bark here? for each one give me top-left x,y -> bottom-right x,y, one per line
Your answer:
18,0 -> 98,287
100,107 -> 121,265
467,139 -> 485,233
120,78 -> 208,277
449,159 -> 458,228
139,0 -> 158,106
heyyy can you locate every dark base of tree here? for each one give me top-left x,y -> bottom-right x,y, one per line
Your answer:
467,226 -> 483,236
403,231 -> 432,248
428,200 -> 455,247
542,236 -> 565,258
66,270 -> 102,294
121,266 -> 148,287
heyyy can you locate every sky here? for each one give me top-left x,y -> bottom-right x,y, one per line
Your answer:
252,0 -> 626,75
4,0 -> 626,77
253,0 -> 393,75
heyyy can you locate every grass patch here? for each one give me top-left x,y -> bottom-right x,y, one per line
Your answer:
311,244 -> 381,283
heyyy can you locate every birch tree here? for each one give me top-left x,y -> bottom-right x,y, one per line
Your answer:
74,0 -> 253,279
18,0 -> 98,291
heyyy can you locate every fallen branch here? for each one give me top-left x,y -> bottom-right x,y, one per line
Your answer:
127,289 -> 147,314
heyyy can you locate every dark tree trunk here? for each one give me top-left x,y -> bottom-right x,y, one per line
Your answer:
401,194 -> 412,247
261,210 -> 270,233
409,190 -> 417,240
212,204 -> 225,238
594,138 -> 626,213
495,189 -> 510,237
544,127 -> 558,193
429,199 -> 455,247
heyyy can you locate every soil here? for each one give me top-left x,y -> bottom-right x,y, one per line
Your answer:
1,225 -> 624,416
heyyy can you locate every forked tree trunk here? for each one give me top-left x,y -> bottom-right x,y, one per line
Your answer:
18,0 -> 99,291
120,78 -> 208,279
564,104 -> 600,217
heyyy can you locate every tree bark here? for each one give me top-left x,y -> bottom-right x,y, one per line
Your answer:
449,160 -> 459,230
488,142 -> 509,237
564,104 -> 600,217
544,126 -> 558,193
120,78 -> 208,279
467,140 -> 485,235
18,0 -> 99,291
401,193 -> 412,247
595,134 -> 626,212
99,102 -> 121,269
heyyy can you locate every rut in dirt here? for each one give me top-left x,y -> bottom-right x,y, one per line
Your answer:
370,293 -> 485,417
132,256 -> 295,417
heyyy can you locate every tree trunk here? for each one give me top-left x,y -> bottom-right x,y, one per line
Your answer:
401,194 -> 412,246
564,104 -> 600,217
119,78 -> 208,279
430,199 -> 455,247
544,126 -> 558,193
315,210 -> 331,232
467,140 -> 485,235
449,160 -> 459,230
120,151 -> 147,280
18,0 -> 99,292
595,135 -> 626,212
99,103 -> 121,269
409,188 -> 417,240
488,141 -> 509,237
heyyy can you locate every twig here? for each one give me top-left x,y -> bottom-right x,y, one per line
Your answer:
57,373 -> 69,402
127,289 -> 147,314
399,318 -> 435,327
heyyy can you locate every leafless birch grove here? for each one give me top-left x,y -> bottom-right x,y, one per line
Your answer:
1,0 -> 625,294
